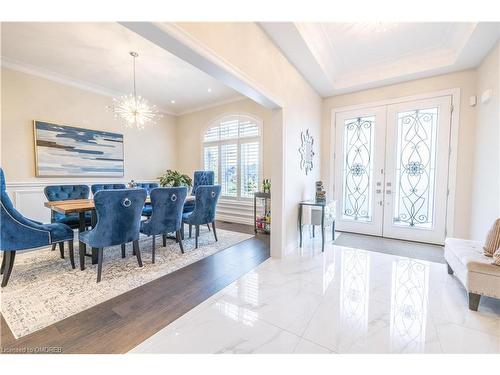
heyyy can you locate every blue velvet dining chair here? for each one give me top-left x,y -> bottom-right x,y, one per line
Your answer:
0,168 -> 75,287
90,183 -> 126,195
44,184 -> 91,258
79,189 -> 146,282
182,185 -> 221,249
136,182 -> 160,217
140,187 -> 187,262
183,171 -> 214,214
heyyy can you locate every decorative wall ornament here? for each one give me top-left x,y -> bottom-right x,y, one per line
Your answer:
299,129 -> 314,175
34,121 -> 124,177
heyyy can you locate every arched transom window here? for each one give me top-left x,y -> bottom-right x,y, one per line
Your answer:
203,114 -> 262,199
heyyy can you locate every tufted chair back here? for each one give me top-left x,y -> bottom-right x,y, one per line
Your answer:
0,168 -> 5,194
136,182 -> 160,195
187,185 -> 221,225
91,183 -> 126,195
141,187 -> 187,236
1,168 -> 52,250
44,185 -> 90,202
192,171 -> 215,196
83,189 -> 146,248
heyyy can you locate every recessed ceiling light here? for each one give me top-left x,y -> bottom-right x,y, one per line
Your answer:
207,88 -> 212,93
170,100 -> 176,104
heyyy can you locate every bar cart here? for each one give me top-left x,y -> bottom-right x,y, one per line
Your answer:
254,191 -> 271,234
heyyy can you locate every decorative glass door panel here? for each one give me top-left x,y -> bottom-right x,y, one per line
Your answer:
334,95 -> 452,244
384,96 -> 452,244
342,116 -> 375,222
334,107 -> 386,236
393,108 -> 438,229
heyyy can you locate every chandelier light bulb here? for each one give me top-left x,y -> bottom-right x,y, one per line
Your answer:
111,51 -> 161,130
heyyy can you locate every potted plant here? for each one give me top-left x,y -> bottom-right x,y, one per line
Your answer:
159,170 -> 193,189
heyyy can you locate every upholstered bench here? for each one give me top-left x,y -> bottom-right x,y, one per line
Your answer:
444,238 -> 500,311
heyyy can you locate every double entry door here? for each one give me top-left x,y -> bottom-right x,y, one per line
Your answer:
334,95 -> 452,245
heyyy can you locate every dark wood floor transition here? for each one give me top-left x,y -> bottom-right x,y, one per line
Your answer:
0,221 -> 270,354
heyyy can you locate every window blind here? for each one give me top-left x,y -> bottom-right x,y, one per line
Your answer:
240,142 -> 259,198
220,143 -> 238,197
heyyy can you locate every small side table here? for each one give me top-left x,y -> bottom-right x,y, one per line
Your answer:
298,200 -> 336,252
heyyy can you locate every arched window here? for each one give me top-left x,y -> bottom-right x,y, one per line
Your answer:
203,114 -> 262,200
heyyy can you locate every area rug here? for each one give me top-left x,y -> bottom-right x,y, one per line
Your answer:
0,228 -> 252,339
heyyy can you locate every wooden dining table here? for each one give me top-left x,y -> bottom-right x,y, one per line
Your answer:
44,196 -> 195,265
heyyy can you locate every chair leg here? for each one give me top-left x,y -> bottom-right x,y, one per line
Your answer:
212,221 -> 218,242
207,223 -> 211,232
152,235 -> 156,264
58,242 -> 65,259
1,251 -> 16,287
181,224 -> 185,240
447,263 -> 454,275
133,240 -> 143,267
468,292 -> 481,311
176,230 -> 184,254
1,254 -> 5,275
121,244 -> 126,259
79,243 -> 85,271
51,243 -> 56,251
189,224 -> 192,238
96,248 -> 104,283
195,225 -> 200,249
163,234 -> 167,247
68,241 -> 75,269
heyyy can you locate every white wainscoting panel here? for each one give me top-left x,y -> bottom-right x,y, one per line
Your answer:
14,189 -> 51,223
216,199 -> 262,226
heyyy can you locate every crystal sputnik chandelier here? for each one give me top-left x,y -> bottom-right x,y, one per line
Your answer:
112,51 -> 161,130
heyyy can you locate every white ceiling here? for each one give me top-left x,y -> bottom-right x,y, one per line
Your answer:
261,22 -> 500,97
0,22 -> 242,114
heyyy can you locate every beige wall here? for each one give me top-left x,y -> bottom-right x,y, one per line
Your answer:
1,67 -> 177,183
176,99 -> 273,181
470,43 -> 500,240
321,69 -> 478,239
175,22 -> 323,255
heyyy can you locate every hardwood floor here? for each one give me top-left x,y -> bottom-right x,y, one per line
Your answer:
0,221 -> 269,354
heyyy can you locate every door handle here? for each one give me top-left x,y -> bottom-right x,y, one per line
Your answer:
376,189 -> 382,194
386,190 -> 392,194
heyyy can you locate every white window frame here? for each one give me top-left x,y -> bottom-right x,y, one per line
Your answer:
201,113 -> 263,201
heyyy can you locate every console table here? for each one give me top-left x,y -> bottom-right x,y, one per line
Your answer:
298,200 -> 336,252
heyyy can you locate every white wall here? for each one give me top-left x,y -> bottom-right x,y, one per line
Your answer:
470,43 -> 500,240
175,98 -> 274,225
1,67 -> 177,221
1,67 -> 177,182
321,69 -> 478,239
173,22 -> 323,256
176,98 -> 273,180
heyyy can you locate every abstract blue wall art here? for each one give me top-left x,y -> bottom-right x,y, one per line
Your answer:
34,121 -> 124,177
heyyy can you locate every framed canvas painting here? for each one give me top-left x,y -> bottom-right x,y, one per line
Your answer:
34,121 -> 124,177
